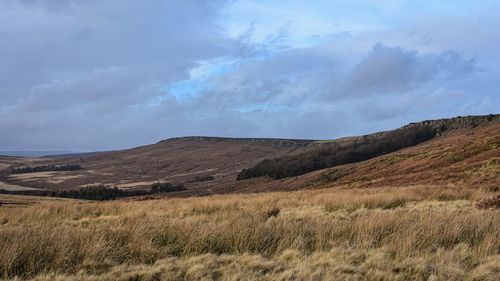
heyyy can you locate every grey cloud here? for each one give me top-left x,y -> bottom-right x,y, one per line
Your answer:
168,40 -> 482,141
193,42 -> 477,111
0,0 -> 236,104
193,46 -> 337,110
0,0 -> 243,150
0,1 -> 495,151
343,43 -> 476,96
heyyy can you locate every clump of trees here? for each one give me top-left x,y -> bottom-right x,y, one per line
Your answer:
191,175 -> 215,182
59,185 -> 127,200
10,164 -> 81,174
238,124 -> 437,180
150,182 -> 186,193
0,181 -> 187,201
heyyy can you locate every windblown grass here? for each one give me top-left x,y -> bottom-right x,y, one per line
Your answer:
0,185 -> 499,280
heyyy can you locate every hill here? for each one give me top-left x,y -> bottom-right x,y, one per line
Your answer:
237,114 -> 499,180
242,118 -> 499,194
0,137 -> 314,192
0,114 -> 499,280
0,114 -> 498,196
0,151 -> 77,157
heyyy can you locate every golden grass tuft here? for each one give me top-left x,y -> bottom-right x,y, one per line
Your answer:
0,185 -> 499,280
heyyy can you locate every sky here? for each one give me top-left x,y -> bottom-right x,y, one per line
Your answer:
0,0 -> 499,151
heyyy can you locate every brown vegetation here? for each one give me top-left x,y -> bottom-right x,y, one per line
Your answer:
312,122 -> 500,190
0,185 -> 499,280
0,137 -> 313,192
0,116 -> 498,280
0,115 -> 497,197
476,195 -> 500,209
238,124 -> 437,180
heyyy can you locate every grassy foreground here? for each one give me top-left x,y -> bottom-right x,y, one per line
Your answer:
0,185 -> 499,281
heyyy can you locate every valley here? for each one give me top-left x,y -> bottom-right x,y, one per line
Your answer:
0,114 -> 499,280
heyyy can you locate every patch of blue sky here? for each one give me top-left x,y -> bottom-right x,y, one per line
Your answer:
222,0 -> 500,50
166,80 -> 208,103
157,58 -> 238,104
222,0 -> 390,45
158,43 -> 294,106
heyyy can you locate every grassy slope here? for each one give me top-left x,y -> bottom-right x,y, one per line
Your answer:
0,186 -> 498,280
236,115 -> 499,181
113,121 -> 498,197
1,115 -> 497,195
314,122 -> 500,189
0,138 -> 313,191
232,121 -> 499,194
0,119 -> 499,280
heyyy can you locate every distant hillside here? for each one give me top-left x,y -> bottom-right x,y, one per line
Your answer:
0,151 -> 76,157
41,151 -> 103,159
237,114 -> 499,180
0,114 -> 498,195
0,137 -> 314,191
311,118 -> 500,190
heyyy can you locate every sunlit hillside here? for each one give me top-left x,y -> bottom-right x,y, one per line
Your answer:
1,183 -> 499,280
1,115 -> 499,280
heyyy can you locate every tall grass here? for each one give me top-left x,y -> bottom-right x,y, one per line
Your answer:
0,185 -> 498,280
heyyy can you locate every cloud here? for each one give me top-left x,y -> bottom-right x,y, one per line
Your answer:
0,0 -> 497,151
0,0 -> 241,149
343,43 -> 476,96
0,0 -> 237,104
192,42 -> 477,109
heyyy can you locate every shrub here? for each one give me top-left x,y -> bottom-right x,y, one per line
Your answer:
192,175 -> 215,182
263,206 -> 280,219
150,182 -> 186,193
476,196 -> 500,209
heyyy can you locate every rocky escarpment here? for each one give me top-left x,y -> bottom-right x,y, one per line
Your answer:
158,136 -> 314,148
238,114 -> 499,180
405,114 -> 499,135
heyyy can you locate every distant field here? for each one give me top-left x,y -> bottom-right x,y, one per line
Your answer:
0,193 -> 78,204
1,185 -> 498,280
0,181 -> 41,191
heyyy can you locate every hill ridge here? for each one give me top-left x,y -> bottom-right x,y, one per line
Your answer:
237,114 -> 500,180
160,114 -> 499,144
405,114 -> 499,132
158,136 -> 314,144
1,114 -> 498,194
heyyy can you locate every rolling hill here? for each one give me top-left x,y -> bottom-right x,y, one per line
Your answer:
1,114 -> 499,281
0,114 -> 498,196
0,137 -> 314,192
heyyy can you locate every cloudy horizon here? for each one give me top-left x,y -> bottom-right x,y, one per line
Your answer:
1,0 -> 499,151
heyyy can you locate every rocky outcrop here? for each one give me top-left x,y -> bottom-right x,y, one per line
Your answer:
158,136 -> 313,147
405,114 -> 499,135
238,114 -> 499,180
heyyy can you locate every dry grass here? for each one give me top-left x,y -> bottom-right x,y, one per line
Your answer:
9,172 -> 85,185
0,181 -> 41,191
1,185 -> 499,280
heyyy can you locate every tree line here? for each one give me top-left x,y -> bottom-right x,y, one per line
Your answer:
0,182 -> 186,201
10,164 -> 82,174
238,124 -> 437,180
